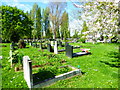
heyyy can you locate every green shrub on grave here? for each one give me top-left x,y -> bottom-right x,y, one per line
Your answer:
8,50 -> 23,64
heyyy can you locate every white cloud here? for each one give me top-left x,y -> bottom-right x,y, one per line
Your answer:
42,0 -> 49,3
8,3 -> 32,12
2,0 -> 32,12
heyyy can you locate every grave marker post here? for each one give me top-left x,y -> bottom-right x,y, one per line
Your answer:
39,41 -> 42,49
54,41 -> 58,54
9,50 -> 13,67
23,56 -> 33,88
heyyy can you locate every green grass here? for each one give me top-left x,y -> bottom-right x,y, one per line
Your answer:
1,42 -> 119,88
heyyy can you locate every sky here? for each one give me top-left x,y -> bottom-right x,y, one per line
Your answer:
1,0 -> 84,36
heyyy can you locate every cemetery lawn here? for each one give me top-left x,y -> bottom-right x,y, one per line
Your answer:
1,43 -> 119,88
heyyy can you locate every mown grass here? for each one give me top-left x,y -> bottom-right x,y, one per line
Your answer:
1,42 -> 119,88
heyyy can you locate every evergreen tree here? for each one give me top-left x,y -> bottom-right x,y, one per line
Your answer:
36,7 -> 42,39
42,7 -> 52,38
31,3 -> 42,39
81,21 -> 89,38
61,11 -> 69,41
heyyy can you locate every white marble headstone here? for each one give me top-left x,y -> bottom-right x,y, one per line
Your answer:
23,56 -> 33,88
54,41 -> 58,54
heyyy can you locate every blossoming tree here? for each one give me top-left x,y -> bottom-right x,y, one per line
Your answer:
73,0 -> 119,42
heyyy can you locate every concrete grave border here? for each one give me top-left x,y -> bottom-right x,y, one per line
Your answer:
23,56 -> 81,88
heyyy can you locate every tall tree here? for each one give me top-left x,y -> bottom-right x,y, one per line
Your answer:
1,5 -> 33,42
72,29 -> 79,38
77,1 -> 119,41
48,2 -> 67,39
61,11 -> 69,41
80,21 -> 89,38
36,7 -> 42,39
42,7 -> 52,38
31,3 -> 42,39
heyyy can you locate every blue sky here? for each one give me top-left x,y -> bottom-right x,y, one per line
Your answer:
1,0 -> 84,36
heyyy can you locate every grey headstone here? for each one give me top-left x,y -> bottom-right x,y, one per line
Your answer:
47,44 -> 53,52
66,45 -> 73,58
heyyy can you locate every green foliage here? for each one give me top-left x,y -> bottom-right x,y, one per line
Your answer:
30,3 -> 42,39
18,40 -> 26,48
79,38 -> 86,43
82,1 -> 118,41
61,11 -> 69,40
42,7 -> 52,38
72,30 -> 79,38
49,2 -> 67,39
1,5 -> 33,42
81,21 -> 88,33
2,43 -> 119,88
8,50 -> 23,64
33,65 -> 72,83
36,7 -> 42,39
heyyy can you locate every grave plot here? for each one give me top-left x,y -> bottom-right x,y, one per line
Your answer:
66,45 -> 91,58
23,56 -> 81,88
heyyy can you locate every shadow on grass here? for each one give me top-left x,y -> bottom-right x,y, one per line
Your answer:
81,71 -> 86,75
25,47 -> 29,48
100,51 -> 120,68
100,61 -> 120,68
107,51 -> 120,59
33,70 -> 55,85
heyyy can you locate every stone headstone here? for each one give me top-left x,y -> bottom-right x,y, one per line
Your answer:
51,41 -> 54,46
65,42 -> 69,47
54,41 -> 58,54
23,56 -> 33,88
66,45 -> 73,58
39,42 -> 42,49
29,42 -> 32,46
47,44 -> 53,52
59,41 -> 63,47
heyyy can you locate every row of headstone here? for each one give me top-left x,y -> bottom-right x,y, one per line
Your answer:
47,41 -> 70,54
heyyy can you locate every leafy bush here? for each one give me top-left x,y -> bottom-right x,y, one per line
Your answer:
8,50 -> 23,64
18,40 -> 26,48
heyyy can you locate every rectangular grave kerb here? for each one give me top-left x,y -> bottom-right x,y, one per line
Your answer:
23,56 -> 81,88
